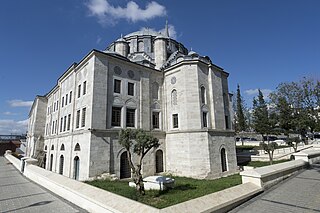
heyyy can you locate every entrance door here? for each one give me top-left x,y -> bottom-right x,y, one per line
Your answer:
221,148 -> 227,172
155,150 -> 164,173
120,152 -> 131,179
74,156 -> 80,180
59,155 -> 64,175
49,154 -> 53,171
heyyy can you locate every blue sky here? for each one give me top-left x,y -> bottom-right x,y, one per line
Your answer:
0,0 -> 319,134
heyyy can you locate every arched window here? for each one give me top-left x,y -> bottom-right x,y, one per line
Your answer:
201,86 -> 206,104
74,143 -> 81,151
59,155 -> 64,175
60,144 -> 65,151
221,148 -> 228,172
171,89 -> 177,105
155,150 -> 164,173
49,154 -> 53,171
152,82 -> 159,100
138,41 -> 144,52
44,145 -> 47,151
51,145 -> 54,150
120,152 -> 131,179
74,156 -> 80,180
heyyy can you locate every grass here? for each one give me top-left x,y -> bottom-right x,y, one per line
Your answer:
86,174 -> 241,209
244,159 -> 290,168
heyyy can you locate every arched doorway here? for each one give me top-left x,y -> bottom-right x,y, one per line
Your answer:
59,155 -> 64,175
74,156 -> 80,180
120,152 -> 131,179
155,150 -> 164,173
49,154 -> 53,171
221,148 -> 227,172
42,154 -> 47,169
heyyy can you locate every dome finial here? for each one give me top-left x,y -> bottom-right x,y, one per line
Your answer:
165,19 -> 169,37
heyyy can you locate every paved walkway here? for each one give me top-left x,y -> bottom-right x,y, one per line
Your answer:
0,157 -> 87,213
230,164 -> 320,213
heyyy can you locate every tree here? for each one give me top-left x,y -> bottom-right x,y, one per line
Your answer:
270,77 -> 320,143
235,84 -> 247,132
260,142 -> 278,165
118,129 -> 160,195
252,89 -> 272,141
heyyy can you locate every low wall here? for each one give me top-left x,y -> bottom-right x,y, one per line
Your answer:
4,152 -> 262,213
240,160 -> 307,189
240,149 -> 320,189
293,149 -> 320,164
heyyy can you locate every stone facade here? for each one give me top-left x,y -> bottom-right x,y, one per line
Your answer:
27,25 -> 237,181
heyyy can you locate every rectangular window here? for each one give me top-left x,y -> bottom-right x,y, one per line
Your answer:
83,81 -> 87,95
56,101 -> 59,110
81,108 -> 86,127
126,108 -> 135,127
65,94 -> 68,106
62,97 -> 64,107
67,114 -> 71,130
114,79 -> 121,93
128,82 -> 134,96
173,114 -> 179,128
225,115 -> 229,129
203,112 -> 208,128
54,102 -> 56,112
63,115 -> 67,131
78,85 -> 81,98
69,91 -> 72,103
152,112 -> 160,129
60,117 -> 63,132
55,119 -> 58,133
76,110 -> 80,128
111,107 -> 121,126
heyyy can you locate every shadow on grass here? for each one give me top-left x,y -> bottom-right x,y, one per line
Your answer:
155,183 -> 197,196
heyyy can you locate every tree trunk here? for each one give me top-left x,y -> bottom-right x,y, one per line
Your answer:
134,164 -> 145,195
268,151 -> 273,165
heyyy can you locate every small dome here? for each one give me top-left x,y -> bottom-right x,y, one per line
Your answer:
188,50 -> 199,56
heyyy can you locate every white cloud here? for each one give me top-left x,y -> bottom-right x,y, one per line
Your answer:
140,24 -> 177,39
244,89 -> 273,97
3,111 -> 18,115
86,0 -> 167,25
7,100 -> 33,107
0,119 -> 28,134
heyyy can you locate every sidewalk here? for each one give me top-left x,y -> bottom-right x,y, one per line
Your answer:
0,156 -> 87,213
230,163 -> 320,212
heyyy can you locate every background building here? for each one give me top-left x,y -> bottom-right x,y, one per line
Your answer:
27,24 -> 237,181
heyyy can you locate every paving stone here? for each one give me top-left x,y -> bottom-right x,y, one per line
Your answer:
231,164 -> 320,213
0,157 -> 87,213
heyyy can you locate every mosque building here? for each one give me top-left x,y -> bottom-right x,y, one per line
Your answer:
27,23 -> 237,181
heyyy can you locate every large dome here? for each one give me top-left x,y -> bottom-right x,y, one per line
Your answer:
124,28 -> 163,38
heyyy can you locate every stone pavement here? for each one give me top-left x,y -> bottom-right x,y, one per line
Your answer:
0,157 -> 87,213
230,164 -> 320,213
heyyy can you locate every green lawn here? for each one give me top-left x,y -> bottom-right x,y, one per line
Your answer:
86,174 -> 241,209
244,159 -> 290,167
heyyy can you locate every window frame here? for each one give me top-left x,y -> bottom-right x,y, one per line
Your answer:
127,82 -> 134,96
172,114 -> 179,128
111,106 -> 122,127
152,111 -> 160,129
126,108 -> 136,128
114,79 -> 121,94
